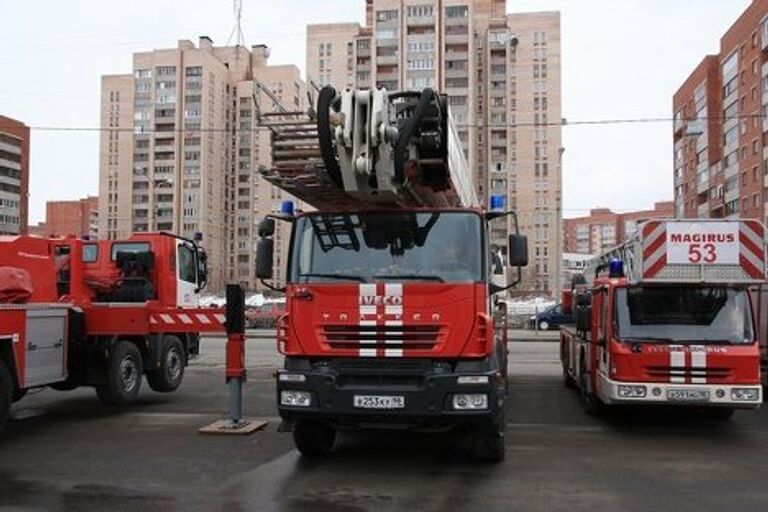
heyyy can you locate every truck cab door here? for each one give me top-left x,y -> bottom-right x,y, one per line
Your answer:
176,242 -> 199,307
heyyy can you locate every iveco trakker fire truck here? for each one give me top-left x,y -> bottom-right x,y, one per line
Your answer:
255,86 -> 528,460
0,232 -> 226,433
560,219 -> 765,418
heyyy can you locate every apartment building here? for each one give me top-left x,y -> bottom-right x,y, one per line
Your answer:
307,1 -> 563,294
0,115 -> 30,235
673,0 -> 768,224
38,196 -> 99,238
98,38 -> 304,291
563,201 -> 675,254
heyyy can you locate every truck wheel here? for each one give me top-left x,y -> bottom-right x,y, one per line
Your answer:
579,362 -> 603,416
563,366 -> 576,388
147,336 -> 185,393
96,341 -> 143,406
293,420 -> 336,456
538,320 -> 550,331
0,359 -> 13,432
471,412 -> 506,462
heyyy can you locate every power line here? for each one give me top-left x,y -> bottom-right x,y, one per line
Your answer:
1,113 -> 763,134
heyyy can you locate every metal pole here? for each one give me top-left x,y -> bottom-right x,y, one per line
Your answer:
225,284 -> 247,428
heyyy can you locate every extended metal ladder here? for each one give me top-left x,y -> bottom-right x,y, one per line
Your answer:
258,86 -> 479,211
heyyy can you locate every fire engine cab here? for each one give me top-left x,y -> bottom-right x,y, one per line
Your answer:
0,232 -> 225,433
560,219 -> 765,418
255,86 -> 528,460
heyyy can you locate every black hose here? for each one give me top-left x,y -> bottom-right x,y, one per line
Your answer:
316,86 -> 343,188
393,87 -> 434,184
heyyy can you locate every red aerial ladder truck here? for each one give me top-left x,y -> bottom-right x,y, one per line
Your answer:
0,232 -> 228,432
560,219 -> 765,418
255,86 -> 528,461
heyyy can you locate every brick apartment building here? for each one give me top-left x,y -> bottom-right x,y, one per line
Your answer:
563,201 -> 674,254
306,0 -> 563,294
0,115 -> 30,235
673,0 -> 768,224
34,196 -> 99,238
99,38 -> 305,291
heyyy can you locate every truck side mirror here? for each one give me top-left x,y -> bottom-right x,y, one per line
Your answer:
256,238 -> 274,279
576,306 -> 591,332
196,250 -> 208,291
508,234 -> 528,267
258,218 -> 275,238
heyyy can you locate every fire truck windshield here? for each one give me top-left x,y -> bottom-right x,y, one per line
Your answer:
289,211 -> 483,284
615,286 -> 754,344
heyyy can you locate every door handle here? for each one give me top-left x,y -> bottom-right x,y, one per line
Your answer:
53,340 -> 64,348
27,342 -> 38,350
294,289 -> 313,301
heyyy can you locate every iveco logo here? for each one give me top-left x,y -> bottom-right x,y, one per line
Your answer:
359,295 -> 403,306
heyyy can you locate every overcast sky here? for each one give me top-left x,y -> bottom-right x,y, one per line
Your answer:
0,0 -> 752,223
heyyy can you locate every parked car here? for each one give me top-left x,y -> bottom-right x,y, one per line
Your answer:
245,302 -> 286,328
529,304 -> 572,331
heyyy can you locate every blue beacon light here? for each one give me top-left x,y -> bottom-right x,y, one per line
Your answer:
489,195 -> 505,211
281,200 -> 295,217
608,258 -> 624,278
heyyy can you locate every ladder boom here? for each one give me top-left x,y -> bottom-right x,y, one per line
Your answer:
259,86 -> 478,211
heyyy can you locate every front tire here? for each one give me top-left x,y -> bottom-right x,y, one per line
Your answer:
147,336 -> 185,392
0,359 -> 13,432
293,420 -> 337,456
538,321 -> 550,331
563,366 -> 576,388
96,341 -> 143,405
579,361 -> 603,416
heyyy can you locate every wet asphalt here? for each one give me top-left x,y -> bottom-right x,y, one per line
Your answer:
1,334 -> 767,512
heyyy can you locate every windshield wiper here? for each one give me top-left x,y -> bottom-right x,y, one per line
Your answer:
300,272 -> 368,283
373,274 -> 445,282
620,336 -> 678,343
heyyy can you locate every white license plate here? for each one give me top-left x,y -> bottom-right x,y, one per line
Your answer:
353,395 -> 405,410
667,389 -> 710,402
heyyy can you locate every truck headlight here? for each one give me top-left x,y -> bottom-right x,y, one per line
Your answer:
617,385 -> 647,398
280,390 -> 312,407
452,394 -> 488,410
731,388 -> 760,401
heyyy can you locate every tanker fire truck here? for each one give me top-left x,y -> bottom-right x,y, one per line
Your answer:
0,232 -> 226,432
560,219 -> 765,418
255,86 -> 528,460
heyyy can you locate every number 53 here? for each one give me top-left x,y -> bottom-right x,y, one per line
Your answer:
688,243 -> 717,263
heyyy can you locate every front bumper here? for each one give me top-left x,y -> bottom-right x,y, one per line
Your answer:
276,358 -> 504,428
596,373 -> 762,408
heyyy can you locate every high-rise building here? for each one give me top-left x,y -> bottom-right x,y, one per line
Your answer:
563,201 -> 675,254
306,1 -> 563,294
0,115 -> 30,235
39,196 -> 99,238
673,0 -> 768,224
99,38 -> 305,291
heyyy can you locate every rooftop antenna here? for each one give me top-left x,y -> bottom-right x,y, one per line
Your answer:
227,0 -> 246,47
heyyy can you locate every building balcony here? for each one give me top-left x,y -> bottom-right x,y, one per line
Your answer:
407,15 -> 435,26
445,50 -> 468,60
724,188 -> 740,204
445,33 -> 469,44
377,71 -> 399,82
376,54 -> 398,66
445,67 -> 467,78
356,47 -> 371,58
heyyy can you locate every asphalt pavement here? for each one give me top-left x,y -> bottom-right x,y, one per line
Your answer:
1,333 -> 766,511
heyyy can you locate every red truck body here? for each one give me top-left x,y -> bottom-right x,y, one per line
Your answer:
560,219 -> 765,416
0,232 -> 225,431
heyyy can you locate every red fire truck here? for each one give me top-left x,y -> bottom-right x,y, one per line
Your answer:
561,219 -> 765,418
0,232 -> 226,432
255,87 -> 527,460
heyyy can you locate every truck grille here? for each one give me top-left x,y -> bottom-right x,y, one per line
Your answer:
322,324 -> 440,351
646,366 -> 732,382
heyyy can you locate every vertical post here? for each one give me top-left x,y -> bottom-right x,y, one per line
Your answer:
225,283 -> 246,427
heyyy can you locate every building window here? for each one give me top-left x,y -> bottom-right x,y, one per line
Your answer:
445,5 -> 468,18
376,9 -> 398,22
